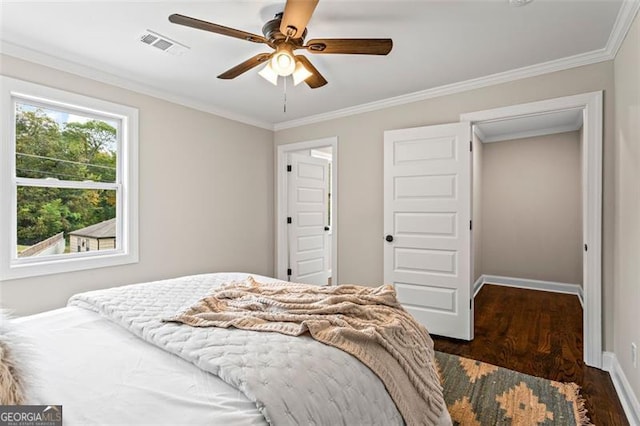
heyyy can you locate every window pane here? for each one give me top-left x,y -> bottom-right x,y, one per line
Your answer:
15,102 -> 117,183
17,186 -> 117,258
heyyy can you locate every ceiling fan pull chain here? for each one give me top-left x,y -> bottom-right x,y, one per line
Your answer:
283,77 -> 287,113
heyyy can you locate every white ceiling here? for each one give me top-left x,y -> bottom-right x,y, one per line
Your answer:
0,1 -> 631,129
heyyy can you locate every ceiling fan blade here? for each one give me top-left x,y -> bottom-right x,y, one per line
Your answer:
296,55 -> 327,89
169,14 -> 268,44
279,0 -> 319,39
305,38 -> 393,55
217,53 -> 273,79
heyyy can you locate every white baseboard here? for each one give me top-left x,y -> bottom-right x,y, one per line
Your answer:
473,275 -> 485,297
473,274 -> 583,306
576,286 -> 584,307
603,351 -> 640,426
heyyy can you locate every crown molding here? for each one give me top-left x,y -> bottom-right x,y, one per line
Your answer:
0,40 -> 273,131
2,0 -> 638,133
605,0 -> 640,58
274,0 -> 640,131
273,48 -> 610,130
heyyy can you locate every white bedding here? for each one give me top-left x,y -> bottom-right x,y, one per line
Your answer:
13,272 -> 450,425
16,306 -> 267,425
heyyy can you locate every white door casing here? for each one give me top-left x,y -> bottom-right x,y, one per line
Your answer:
384,122 -> 472,340
460,91 -> 603,368
287,153 -> 330,285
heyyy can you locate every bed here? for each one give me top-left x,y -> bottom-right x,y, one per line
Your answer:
9,272 -> 452,425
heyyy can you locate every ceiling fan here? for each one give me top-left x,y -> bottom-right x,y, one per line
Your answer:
168,0 -> 393,89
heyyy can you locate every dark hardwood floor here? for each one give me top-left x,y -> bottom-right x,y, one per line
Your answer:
433,284 -> 628,425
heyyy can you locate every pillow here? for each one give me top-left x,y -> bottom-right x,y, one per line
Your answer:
0,311 -> 30,404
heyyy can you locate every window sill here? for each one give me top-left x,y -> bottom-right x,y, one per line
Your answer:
1,250 -> 138,281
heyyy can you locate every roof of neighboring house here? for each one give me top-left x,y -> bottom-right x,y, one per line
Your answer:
69,218 -> 116,239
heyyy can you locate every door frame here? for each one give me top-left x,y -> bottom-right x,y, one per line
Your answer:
460,91 -> 603,368
276,137 -> 338,285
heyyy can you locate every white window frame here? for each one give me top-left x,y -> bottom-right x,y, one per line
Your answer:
0,76 -> 139,280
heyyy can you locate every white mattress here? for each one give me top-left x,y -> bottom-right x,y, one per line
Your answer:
15,306 -> 267,425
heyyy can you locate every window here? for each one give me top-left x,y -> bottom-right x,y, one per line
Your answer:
1,76 -> 138,279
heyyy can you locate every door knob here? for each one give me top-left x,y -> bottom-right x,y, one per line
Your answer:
385,235 -> 394,242
324,226 -> 330,231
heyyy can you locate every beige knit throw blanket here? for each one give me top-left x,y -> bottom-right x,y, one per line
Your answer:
168,276 -> 446,425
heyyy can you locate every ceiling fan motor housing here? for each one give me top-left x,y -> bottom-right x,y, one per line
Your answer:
262,13 -> 307,45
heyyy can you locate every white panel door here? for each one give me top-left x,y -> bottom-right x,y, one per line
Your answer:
288,153 -> 330,285
384,122 -> 472,340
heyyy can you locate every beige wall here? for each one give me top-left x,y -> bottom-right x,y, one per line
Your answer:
472,132 -> 483,283
0,54 -> 274,315
613,10 -> 640,404
480,132 -> 582,284
275,61 -> 616,350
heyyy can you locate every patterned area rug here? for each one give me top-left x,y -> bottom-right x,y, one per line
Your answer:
435,352 -> 592,426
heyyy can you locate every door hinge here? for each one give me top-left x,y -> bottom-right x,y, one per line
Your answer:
287,165 -> 292,172
287,217 -> 292,224
584,244 -> 588,251
470,141 -> 473,152
470,220 -> 472,230
470,299 -> 473,309
287,268 -> 292,276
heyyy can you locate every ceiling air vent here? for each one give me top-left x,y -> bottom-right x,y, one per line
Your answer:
140,30 -> 189,56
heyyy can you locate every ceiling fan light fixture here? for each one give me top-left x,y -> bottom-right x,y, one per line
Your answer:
292,60 -> 313,86
258,63 -> 279,85
271,44 -> 296,76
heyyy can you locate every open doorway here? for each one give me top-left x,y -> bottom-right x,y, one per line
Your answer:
471,109 -> 584,297
276,137 -> 338,286
461,91 -> 602,368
